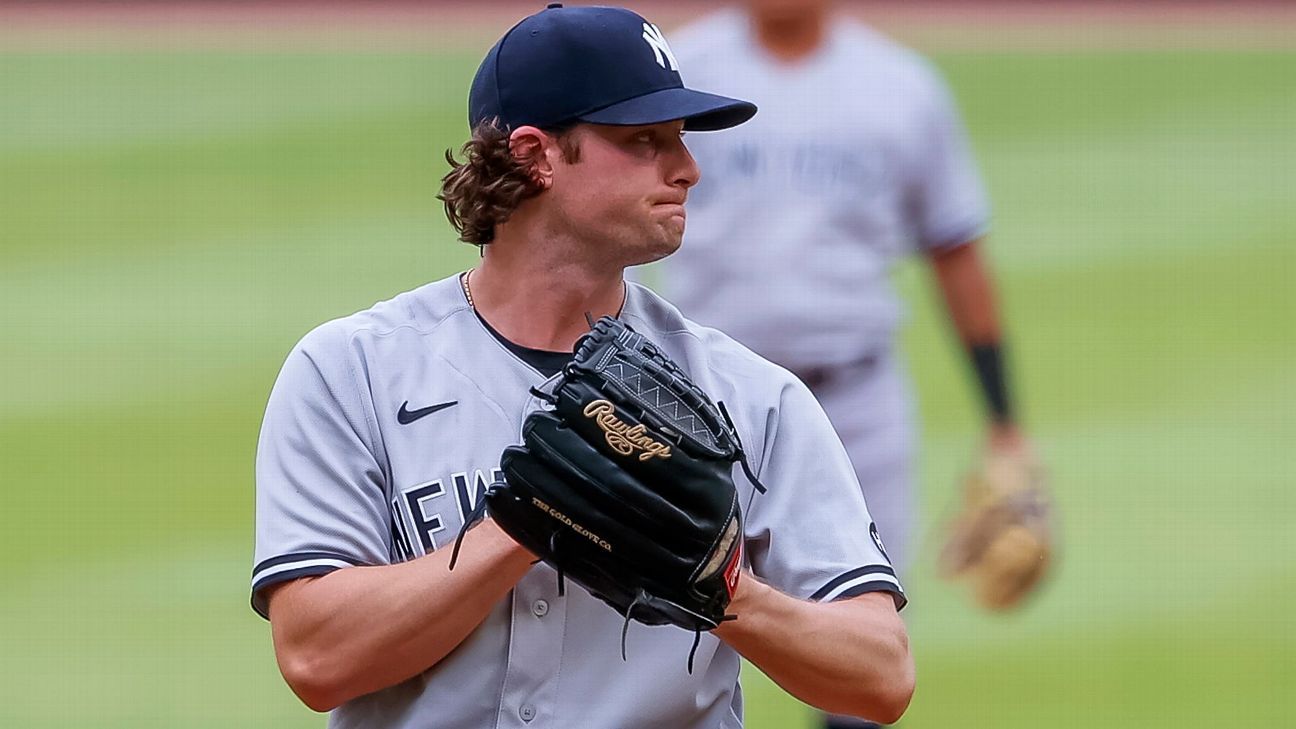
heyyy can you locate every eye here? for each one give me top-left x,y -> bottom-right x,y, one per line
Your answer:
635,131 -> 655,144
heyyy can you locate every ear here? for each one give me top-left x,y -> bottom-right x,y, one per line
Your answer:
509,126 -> 557,189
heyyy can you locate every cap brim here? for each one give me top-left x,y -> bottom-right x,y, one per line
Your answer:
577,87 -> 757,132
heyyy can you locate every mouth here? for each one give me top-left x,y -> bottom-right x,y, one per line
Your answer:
653,202 -> 687,217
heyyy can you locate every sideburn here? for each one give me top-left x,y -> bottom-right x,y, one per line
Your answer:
556,133 -> 582,164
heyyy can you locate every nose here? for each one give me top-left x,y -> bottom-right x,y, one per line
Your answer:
669,137 -> 701,189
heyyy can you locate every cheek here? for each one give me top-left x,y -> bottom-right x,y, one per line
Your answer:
560,169 -> 640,220
549,146 -> 662,231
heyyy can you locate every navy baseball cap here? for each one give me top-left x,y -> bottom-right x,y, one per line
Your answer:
469,4 -> 757,132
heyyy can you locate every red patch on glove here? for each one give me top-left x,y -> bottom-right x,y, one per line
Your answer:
723,540 -> 743,598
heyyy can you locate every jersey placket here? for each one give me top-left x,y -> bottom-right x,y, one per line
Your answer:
495,568 -> 567,728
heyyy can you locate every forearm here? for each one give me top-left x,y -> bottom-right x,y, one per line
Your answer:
930,237 -> 1001,345
931,239 -> 1022,429
714,578 -> 913,723
267,519 -> 534,711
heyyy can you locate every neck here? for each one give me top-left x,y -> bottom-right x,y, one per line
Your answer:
468,224 -> 625,352
752,9 -> 829,63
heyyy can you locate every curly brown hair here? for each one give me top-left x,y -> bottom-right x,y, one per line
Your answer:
438,120 -> 580,246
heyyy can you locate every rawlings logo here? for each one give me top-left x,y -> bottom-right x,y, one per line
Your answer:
584,400 -> 672,461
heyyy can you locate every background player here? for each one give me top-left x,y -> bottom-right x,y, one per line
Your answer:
650,2 -> 1041,725
252,5 -> 912,727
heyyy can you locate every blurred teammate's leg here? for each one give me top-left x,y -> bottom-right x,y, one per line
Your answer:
806,352 -> 915,572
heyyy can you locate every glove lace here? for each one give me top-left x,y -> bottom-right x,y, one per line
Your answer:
448,495 -> 491,571
528,385 -> 558,405
619,591 -> 645,663
549,531 -> 566,597
717,401 -> 767,494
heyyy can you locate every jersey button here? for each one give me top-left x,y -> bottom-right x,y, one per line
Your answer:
532,600 -> 549,617
519,704 -> 536,722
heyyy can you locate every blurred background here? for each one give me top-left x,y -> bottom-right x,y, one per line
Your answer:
1,1 -> 1293,727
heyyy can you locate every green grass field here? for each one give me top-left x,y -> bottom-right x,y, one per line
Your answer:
1,44 -> 1293,728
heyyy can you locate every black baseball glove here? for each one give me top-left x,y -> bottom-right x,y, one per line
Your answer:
453,316 -> 763,665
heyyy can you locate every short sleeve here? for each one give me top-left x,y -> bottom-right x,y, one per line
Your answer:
250,324 -> 390,619
909,65 -> 990,252
744,380 -> 906,609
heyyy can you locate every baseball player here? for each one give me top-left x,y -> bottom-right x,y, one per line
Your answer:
251,5 -> 913,728
648,3 -> 1050,727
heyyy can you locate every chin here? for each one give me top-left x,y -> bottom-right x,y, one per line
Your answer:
627,236 -> 681,267
657,231 -> 684,257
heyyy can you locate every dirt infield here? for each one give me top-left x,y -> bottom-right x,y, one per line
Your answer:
1,1 -> 1294,51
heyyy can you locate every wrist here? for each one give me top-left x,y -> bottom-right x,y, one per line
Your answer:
477,518 -> 539,566
715,573 -> 772,636
986,423 -> 1033,461
988,420 -> 1022,443
968,342 -> 1013,423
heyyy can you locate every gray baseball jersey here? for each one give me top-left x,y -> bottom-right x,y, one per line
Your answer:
252,275 -> 903,729
649,10 -> 990,371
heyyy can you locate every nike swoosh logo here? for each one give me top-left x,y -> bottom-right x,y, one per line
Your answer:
397,400 -> 458,425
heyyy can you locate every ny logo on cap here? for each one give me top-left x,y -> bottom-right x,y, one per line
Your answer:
641,22 -> 678,71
